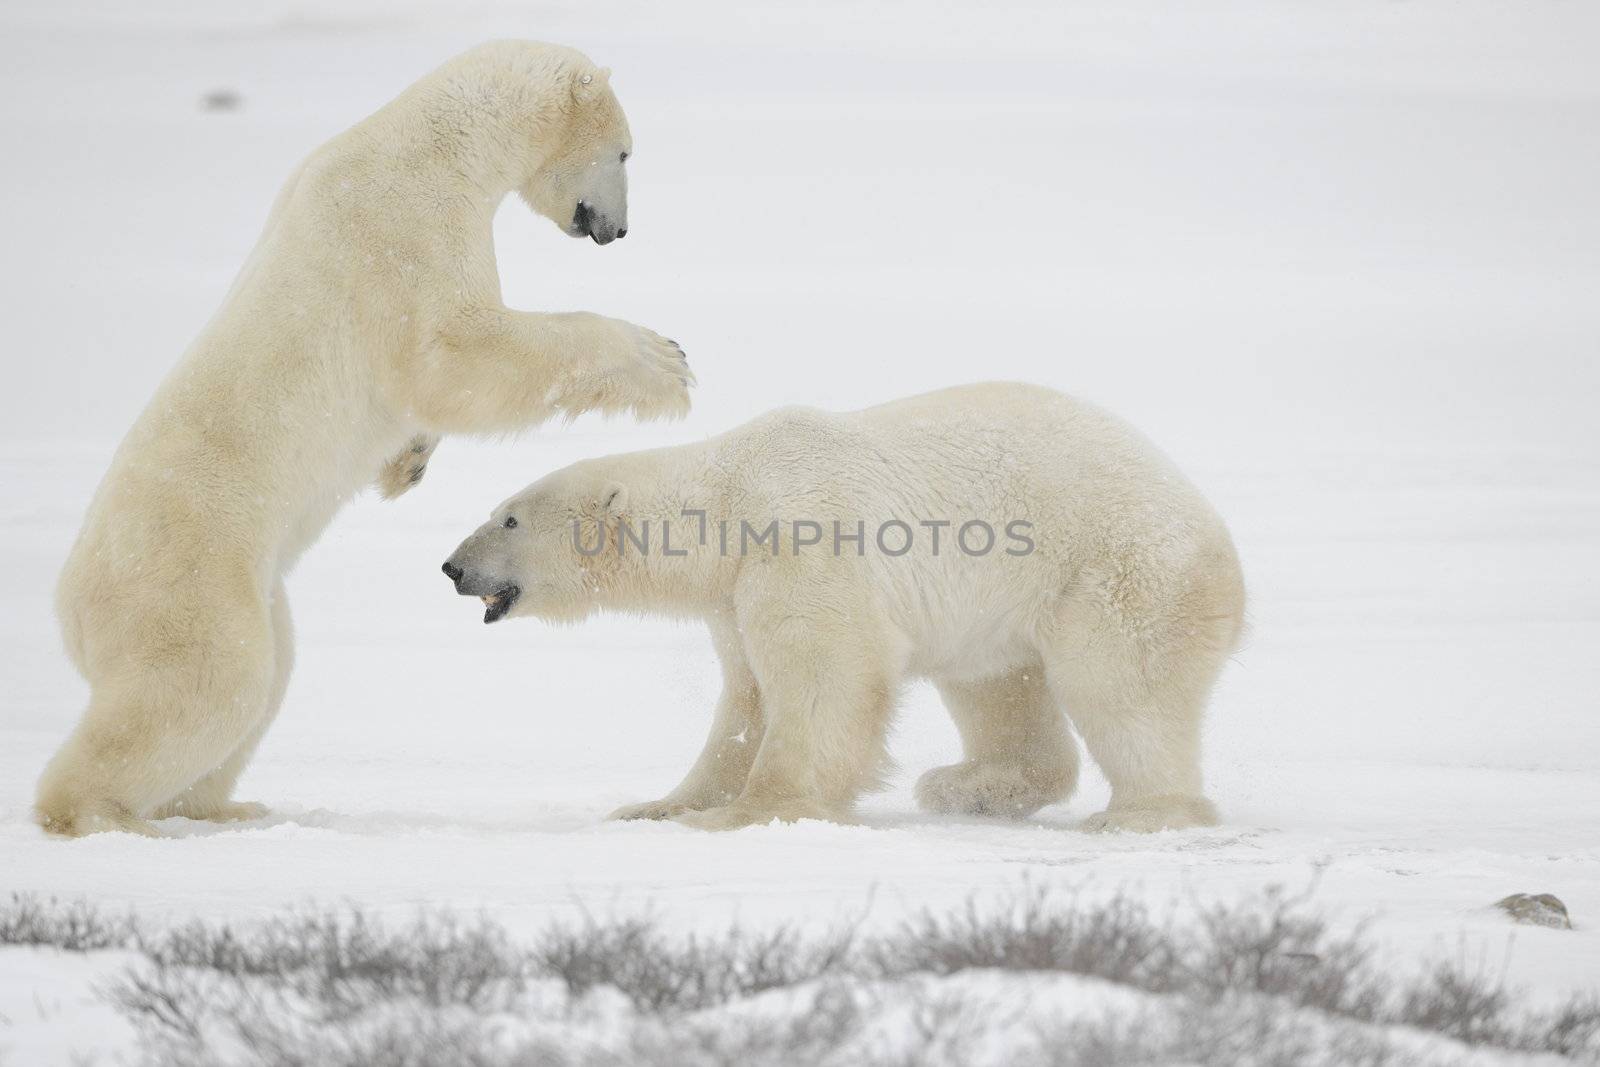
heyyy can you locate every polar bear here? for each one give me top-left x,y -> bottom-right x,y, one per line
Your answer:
442,383 -> 1245,832
37,41 -> 693,837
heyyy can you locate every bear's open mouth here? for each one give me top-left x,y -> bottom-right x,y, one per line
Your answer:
481,584 -> 521,624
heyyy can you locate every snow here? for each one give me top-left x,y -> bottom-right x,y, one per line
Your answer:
2,0 -> 1598,1062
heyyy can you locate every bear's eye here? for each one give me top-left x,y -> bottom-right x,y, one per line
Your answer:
619,151 -> 629,163
503,516 -> 518,529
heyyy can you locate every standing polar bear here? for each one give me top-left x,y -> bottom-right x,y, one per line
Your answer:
37,41 -> 692,837
443,383 -> 1245,832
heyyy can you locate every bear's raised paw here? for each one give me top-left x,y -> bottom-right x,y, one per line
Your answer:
377,435 -> 441,500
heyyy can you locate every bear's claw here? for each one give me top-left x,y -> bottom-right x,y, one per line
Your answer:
608,799 -> 694,822
914,761 -> 1065,819
1080,797 -> 1218,834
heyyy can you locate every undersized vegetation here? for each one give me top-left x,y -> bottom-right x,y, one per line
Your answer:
4,888 -> 1597,1066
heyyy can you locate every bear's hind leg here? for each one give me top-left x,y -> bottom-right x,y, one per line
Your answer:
35,772 -> 159,838
153,582 -> 292,824
36,602 -> 277,838
1042,613 -> 1231,834
917,662 -> 1078,818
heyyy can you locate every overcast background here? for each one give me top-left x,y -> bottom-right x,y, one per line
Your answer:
2,1 -> 1598,1060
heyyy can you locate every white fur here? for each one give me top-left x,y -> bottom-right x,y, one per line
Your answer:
446,383 -> 1246,832
37,41 -> 692,837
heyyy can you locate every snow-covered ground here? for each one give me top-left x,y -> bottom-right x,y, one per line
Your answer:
2,1 -> 1598,1062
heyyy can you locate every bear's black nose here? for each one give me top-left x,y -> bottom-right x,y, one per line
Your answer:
442,561 -> 464,584
615,227 -> 627,239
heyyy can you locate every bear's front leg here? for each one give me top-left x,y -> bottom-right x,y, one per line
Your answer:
609,618 -> 763,822
375,435 -> 440,499
672,574 -> 898,831
546,312 -> 694,422
407,307 -> 692,436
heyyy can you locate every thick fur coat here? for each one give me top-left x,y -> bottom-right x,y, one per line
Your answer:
445,383 -> 1245,832
39,41 -> 691,836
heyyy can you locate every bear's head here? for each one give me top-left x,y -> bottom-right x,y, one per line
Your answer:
519,62 -> 632,245
442,461 -> 635,625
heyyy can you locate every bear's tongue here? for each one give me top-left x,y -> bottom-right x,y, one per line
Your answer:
479,584 -> 519,624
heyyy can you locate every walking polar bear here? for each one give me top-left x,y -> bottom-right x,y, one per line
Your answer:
37,41 -> 692,837
444,383 -> 1245,832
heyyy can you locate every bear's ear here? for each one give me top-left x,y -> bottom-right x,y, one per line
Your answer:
572,65 -> 612,104
599,482 -> 628,516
